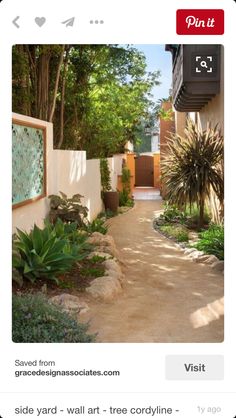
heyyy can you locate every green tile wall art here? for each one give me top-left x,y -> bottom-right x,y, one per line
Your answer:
12,121 -> 46,207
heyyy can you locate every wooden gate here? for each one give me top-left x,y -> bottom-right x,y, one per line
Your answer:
135,155 -> 154,187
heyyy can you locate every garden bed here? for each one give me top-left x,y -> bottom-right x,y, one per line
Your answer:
13,256 -> 106,296
153,203 -> 224,268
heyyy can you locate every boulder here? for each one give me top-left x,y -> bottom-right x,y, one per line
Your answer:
203,255 -> 219,265
211,260 -> 224,272
50,294 -> 89,315
103,259 -> 124,283
184,248 -> 196,255
87,232 -> 115,248
189,250 -> 204,260
195,254 -> 212,264
86,276 -> 122,302
94,245 -> 119,258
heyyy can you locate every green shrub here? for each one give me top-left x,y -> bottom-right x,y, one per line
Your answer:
121,166 -> 131,193
159,224 -> 189,242
119,166 -> 133,207
97,209 -> 116,219
194,225 -> 224,260
100,158 -> 112,194
119,190 -> 133,207
12,294 -> 95,343
48,192 -> 88,226
184,204 -> 211,229
80,266 -> 105,278
160,203 -> 186,224
84,218 -> 108,235
44,218 -> 90,247
89,255 -> 106,263
13,222 -> 86,283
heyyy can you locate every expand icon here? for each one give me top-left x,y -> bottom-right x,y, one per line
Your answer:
195,56 -> 213,73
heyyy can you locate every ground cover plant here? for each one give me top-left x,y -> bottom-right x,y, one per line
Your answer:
12,293 -> 95,343
193,224 -> 224,260
84,218 -> 108,235
159,224 -> 189,243
154,202 -> 224,259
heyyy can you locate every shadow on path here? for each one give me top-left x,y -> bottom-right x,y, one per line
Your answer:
84,200 -> 224,343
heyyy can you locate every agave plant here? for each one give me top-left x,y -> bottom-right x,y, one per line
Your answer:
161,118 -> 224,227
12,222 -> 87,283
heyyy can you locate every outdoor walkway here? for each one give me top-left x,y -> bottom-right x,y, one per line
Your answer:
85,200 -> 224,343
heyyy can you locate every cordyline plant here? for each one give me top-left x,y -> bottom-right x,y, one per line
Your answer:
161,118 -> 224,228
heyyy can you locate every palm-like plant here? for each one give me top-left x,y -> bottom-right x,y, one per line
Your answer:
161,118 -> 224,227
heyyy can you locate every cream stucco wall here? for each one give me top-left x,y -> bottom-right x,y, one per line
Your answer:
108,154 -> 124,190
12,114 -> 103,232
198,46 -> 224,132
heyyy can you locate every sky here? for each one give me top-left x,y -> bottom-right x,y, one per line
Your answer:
134,44 -> 172,103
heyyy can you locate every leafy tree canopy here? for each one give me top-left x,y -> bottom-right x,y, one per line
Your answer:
12,44 -> 161,158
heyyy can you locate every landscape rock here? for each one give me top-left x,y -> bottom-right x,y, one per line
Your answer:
184,248 -> 196,255
211,260 -> 224,272
94,245 -> 119,258
50,294 -> 89,315
86,276 -> 122,302
195,254 -> 212,264
189,250 -> 204,260
203,255 -> 219,265
87,251 -> 112,260
103,259 -> 124,283
87,232 -> 115,248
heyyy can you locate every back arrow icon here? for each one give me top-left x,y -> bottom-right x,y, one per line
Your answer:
12,16 -> 20,28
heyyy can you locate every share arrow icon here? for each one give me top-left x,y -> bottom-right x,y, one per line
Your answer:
62,17 -> 75,27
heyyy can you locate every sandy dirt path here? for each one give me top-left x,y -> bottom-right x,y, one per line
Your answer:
83,200 -> 224,343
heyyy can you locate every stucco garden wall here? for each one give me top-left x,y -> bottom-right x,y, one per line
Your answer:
107,154 -> 124,190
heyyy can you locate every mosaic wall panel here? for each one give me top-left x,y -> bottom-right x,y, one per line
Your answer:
12,123 -> 45,206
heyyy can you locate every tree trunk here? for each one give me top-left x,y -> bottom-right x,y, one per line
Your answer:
199,197 -> 205,229
49,45 -> 65,122
57,46 -> 70,148
37,49 -> 50,120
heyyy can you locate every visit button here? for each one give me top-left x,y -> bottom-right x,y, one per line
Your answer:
166,355 -> 224,380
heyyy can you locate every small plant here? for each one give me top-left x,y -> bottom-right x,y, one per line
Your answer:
89,255 -> 106,264
194,224 -> 224,260
160,203 -> 186,224
12,223 -> 86,283
119,191 -> 134,208
80,266 -> 105,278
119,166 -> 133,207
84,218 -> 108,235
98,209 -> 116,219
159,224 -> 189,242
185,204 -> 211,229
12,293 -> 95,343
44,218 -> 90,247
100,158 -> 112,193
48,192 -> 88,226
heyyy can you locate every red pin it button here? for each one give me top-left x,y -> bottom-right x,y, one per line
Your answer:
176,9 -> 224,35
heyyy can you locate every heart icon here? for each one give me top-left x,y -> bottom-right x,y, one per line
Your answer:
35,17 -> 46,27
